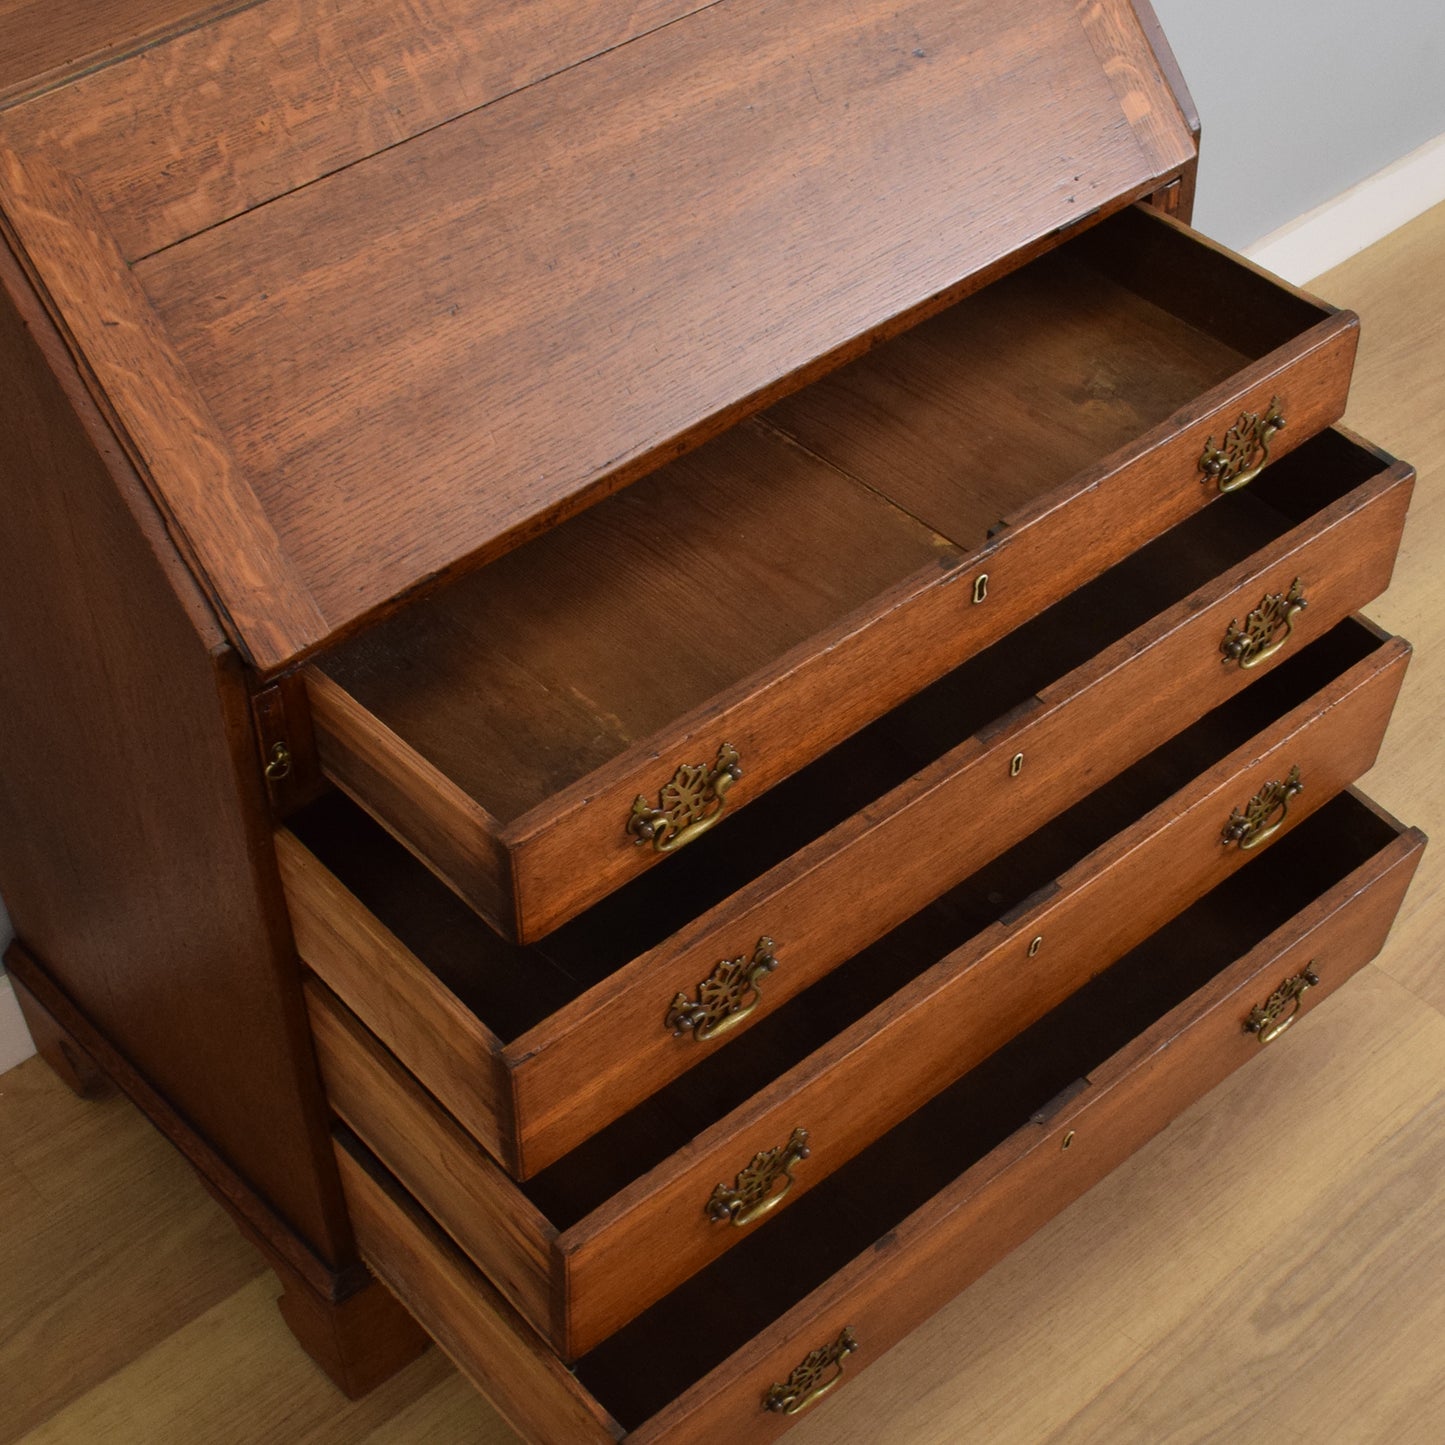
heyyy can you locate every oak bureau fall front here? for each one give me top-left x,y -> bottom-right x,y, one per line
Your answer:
0,1 -> 1424,1441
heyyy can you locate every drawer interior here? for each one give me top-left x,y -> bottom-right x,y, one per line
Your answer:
314,207 -> 1334,827
291,428 -> 1389,1042
766,204 -> 1323,547
566,789 -> 1404,1427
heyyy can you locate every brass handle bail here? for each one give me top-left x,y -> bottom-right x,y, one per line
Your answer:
627,743 -> 741,853
1199,397 -> 1286,493
1222,765 -> 1303,851
1221,578 -> 1307,669
665,938 -> 779,1042
1244,965 -> 1321,1043
707,1127 -> 810,1228
764,1327 -> 859,1415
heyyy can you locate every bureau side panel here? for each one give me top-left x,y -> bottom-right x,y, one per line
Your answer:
0,235 -> 352,1267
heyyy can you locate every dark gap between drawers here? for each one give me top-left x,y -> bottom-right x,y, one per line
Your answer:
513,619 -> 1383,1226
576,791 -> 1399,1425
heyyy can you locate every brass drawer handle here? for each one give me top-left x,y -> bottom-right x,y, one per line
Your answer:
627,743 -> 741,852
708,1127 -> 810,1227
665,938 -> 778,1042
1244,965 -> 1320,1044
1199,396 -> 1285,493
1220,578 -> 1307,669
1221,765 -> 1303,851
764,1327 -> 859,1416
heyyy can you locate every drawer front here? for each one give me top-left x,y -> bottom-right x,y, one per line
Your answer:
507,459 -> 1412,1173
335,799 -> 1423,1443
306,207 -> 1357,945
306,628 -> 1408,1358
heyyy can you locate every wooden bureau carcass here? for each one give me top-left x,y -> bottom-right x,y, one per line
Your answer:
0,0 -> 1425,1437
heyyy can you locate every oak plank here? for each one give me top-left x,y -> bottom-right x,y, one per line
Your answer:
0,0 -> 716,258
1319,200 -> 1445,1016
17,1273 -> 455,1445
0,1059 -> 263,1444
1048,1093 -> 1445,1443
0,0 -> 246,103
136,0 -> 1190,640
319,420 -> 954,826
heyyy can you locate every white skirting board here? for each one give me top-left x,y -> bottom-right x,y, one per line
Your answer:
1,134 -> 1443,1084
0,972 -> 36,1076
1246,131 -> 1445,285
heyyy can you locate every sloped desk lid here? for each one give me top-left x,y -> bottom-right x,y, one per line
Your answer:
0,0 -> 1195,671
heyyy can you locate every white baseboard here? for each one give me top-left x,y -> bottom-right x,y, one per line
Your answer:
0,973 -> 37,1075
1246,131 -> 1445,285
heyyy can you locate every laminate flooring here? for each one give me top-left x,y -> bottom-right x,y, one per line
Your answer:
4,203 -> 1444,1443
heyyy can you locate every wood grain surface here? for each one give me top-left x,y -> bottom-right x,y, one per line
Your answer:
0,0 -> 246,103
286,443 -> 1415,1184
0,222 -> 354,1269
128,0 -> 1191,652
0,146 -> 330,665
0,0 -> 713,257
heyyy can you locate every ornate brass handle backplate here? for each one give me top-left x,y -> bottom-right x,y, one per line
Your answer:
665,938 -> 778,1042
627,743 -> 741,853
708,1127 -> 810,1227
764,1327 -> 859,1416
1222,765 -> 1303,851
1221,578 -> 1307,669
1244,965 -> 1320,1044
1199,397 -> 1285,493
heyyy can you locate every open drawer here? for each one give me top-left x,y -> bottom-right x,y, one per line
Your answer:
305,204 -> 1359,941
280,428 -> 1412,1177
307,613 -> 1409,1357
335,790 -> 1424,1444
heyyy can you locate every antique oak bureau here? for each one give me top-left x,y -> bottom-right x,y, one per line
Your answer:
0,0 -> 1425,1438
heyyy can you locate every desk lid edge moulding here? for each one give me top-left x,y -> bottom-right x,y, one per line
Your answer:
0,0 -> 1196,672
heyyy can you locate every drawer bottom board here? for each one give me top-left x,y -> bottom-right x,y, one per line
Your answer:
334,790 -> 1423,1445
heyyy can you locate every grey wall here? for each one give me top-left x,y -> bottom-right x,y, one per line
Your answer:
1152,1 -> 1445,249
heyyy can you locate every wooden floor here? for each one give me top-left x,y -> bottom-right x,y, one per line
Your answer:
4,206 -> 1444,1444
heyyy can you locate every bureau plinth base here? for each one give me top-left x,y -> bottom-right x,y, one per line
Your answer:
5,941 -> 427,1398
277,1269 -> 430,1400
10,971 -> 112,1101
